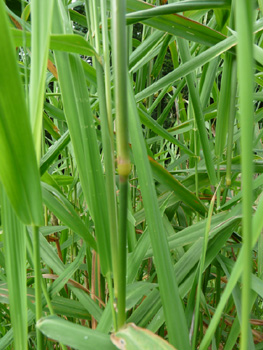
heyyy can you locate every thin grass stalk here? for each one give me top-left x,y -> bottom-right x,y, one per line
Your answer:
215,266 -> 221,346
127,186 -> 136,252
226,59 -> 237,186
91,251 -> 97,329
224,291 -> 258,350
217,254 -> 255,349
100,0 -> 114,136
33,225 -> 43,350
200,58 -> 219,110
111,0 -> 130,328
236,1 -> 254,349
112,1 -> 129,168
191,97 -> 200,217
214,54 -> 233,159
216,160 -> 221,209
148,84 -> 171,115
157,79 -> 185,125
215,7 -> 235,193
27,227 -> 53,316
192,190 -> 216,349
25,233 -> 68,350
200,192 -> 263,349
117,179 -> 129,327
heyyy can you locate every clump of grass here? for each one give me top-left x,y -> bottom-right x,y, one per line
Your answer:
0,1 -> 263,350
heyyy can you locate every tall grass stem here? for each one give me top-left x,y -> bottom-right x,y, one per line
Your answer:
112,0 -> 130,328
236,1 -> 254,348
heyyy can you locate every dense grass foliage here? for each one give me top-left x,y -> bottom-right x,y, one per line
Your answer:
1,0 -> 263,349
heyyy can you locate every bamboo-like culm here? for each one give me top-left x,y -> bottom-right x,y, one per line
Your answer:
88,0 -> 119,329
111,0 -> 131,328
236,1 -> 254,349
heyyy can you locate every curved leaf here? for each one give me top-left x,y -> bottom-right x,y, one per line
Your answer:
111,323 -> 177,350
11,28 -> 99,58
126,0 -> 229,23
37,315 -> 116,350
126,0 -> 226,46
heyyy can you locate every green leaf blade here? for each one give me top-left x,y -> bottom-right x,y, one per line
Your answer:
0,1 -> 43,225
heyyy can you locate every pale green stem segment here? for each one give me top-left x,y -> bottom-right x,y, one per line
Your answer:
193,107 -> 199,217
112,0 -> 131,329
117,178 -> 129,328
112,0 -> 130,174
236,1 -> 254,349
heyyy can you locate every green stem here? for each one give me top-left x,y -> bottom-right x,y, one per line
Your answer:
106,273 -> 117,331
193,115 -> 199,220
90,0 -> 119,326
100,0 -> 114,137
33,225 -> 43,350
216,159 -> 220,209
226,59 -> 237,186
192,193 -> 216,350
236,1 -> 254,349
112,0 -> 130,329
26,231 -> 66,350
117,179 -> 129,327
112,0 -> 130,171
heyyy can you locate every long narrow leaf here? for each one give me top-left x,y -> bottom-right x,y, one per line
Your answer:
52,0 -> 111,275
1,189 -> 27,350
0,1 -> 43,225
128,81 -> 191,350
37,315 -> 116,350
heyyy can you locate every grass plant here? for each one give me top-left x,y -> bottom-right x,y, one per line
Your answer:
0,0 -> 263,349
